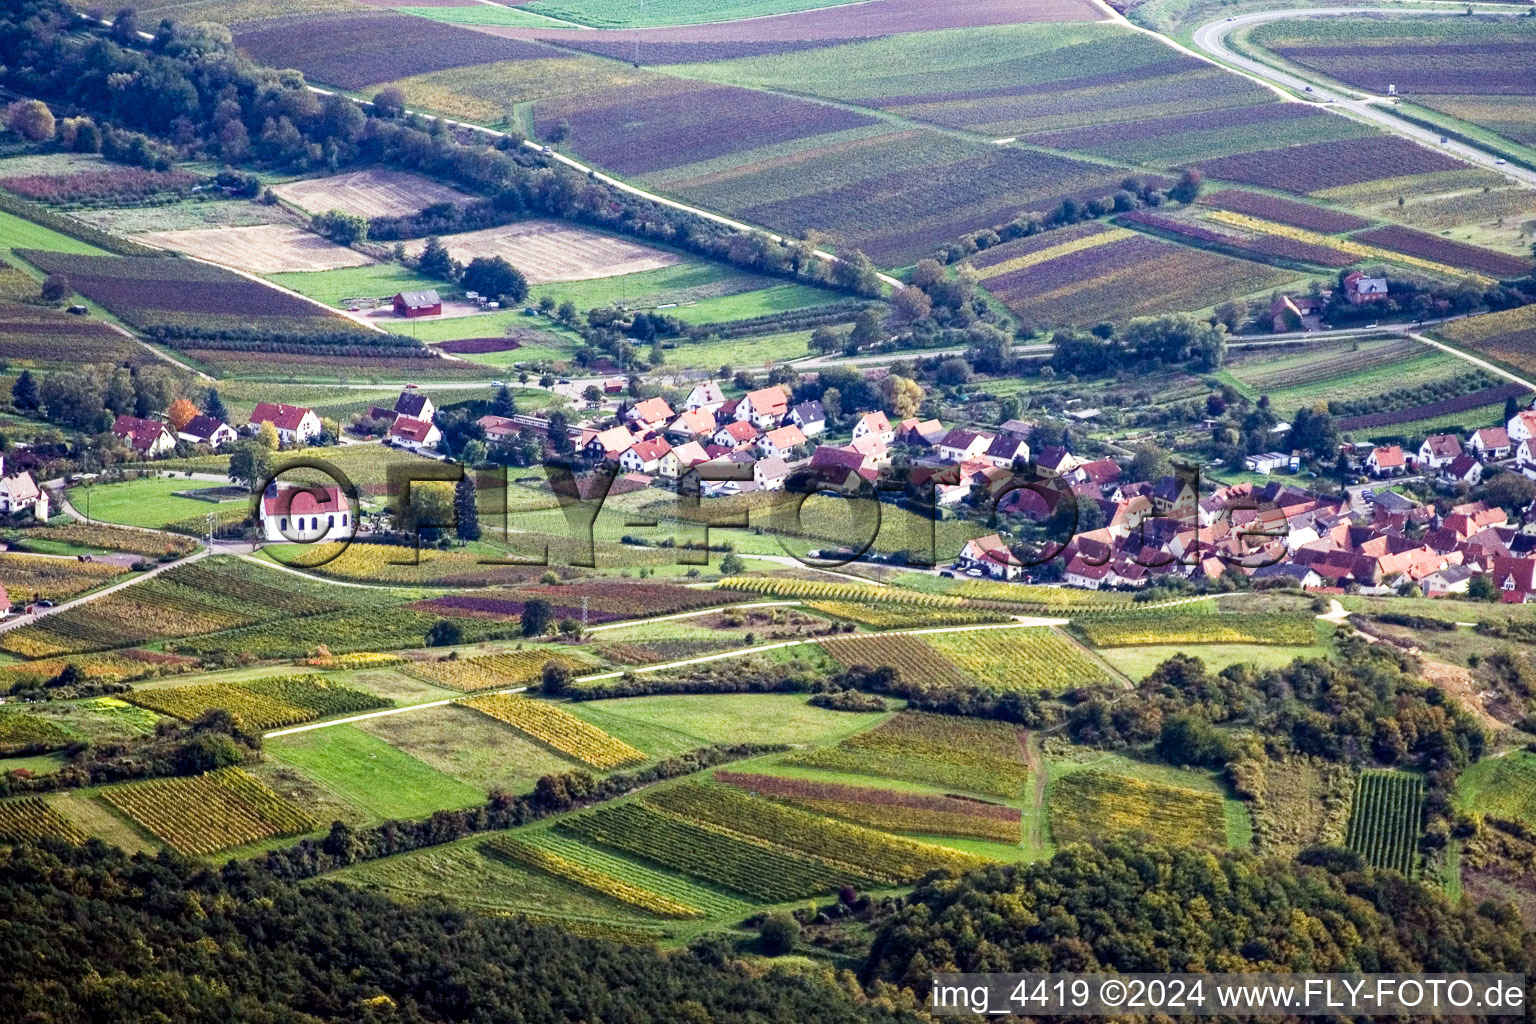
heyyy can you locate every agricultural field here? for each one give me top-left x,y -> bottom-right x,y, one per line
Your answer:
1079,613 -> 1318,647
66,477 -> 247,530
784,711 -> 1033,799
415,581 -> 744,624
1225,339 -> 1457,404
74,199 -> 291,235
1204,209 -> 1498,284
719,576 -> 966,606
460,694 -> 645,769
1345,769 -> 1424,876
650,125 -> 1136,266
507,829 -> 749,917
805,602 -> 1008,630
483,835 -> 701,918
266,724 -> 488,821
1047,768 -> 1230,849
919,627 -> 1112,692
1351,224 -> 1534,278
233,13 -> 560,90
127,675 -> 390,729
402,221 -> 681,284
1251,757 -> 1355,857
0,797 -> 88,845
532,77 -> 881,179
8,522 -> 195,558
0,711 -> 76,755
1248,16 -> 1536,145
969,227 -> 1295,326
484,0 -> 1102,46
715,770 -> 1022,843
1119,208 -> 1357,267
0,553 -> 128,603
1435,304 -> 1536,376
1199,189 -> 1370,233
1333,381 -> 1529,433
100,766 -> 316,855
1456,751 -> 1536,830
521,0 -> 869,29
0,163 -> 203,206
1197,136 -> 1468,196
402,650 -> 590,692
821,633 -> 981,689
0,557 -> 351,659
17,250 -> 369,336
136,225 -> 376,275
0,302 -> 146,368
269,168 -> 473,219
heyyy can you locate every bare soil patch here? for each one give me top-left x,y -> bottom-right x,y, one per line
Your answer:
404,220 -> 682,283
135,224 -> 375,274
272,168 -> 473,219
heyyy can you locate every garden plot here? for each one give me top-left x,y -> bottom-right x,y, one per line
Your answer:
403,220 -> 681,283
135,225 -> 376,274
272,168 -> 473,219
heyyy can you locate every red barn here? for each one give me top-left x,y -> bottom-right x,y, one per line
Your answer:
393,289 -> 441,318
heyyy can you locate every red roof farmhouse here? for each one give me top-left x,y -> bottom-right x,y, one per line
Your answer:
393,290 -> 441,318
250,402 -> 322,444
261,481 -> 352,543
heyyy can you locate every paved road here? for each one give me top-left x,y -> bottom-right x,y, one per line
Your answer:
1192,8 -> 1536,189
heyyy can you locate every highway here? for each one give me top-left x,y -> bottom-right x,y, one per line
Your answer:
1191,8 -> 1536,189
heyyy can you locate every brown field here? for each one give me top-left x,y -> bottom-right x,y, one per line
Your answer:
136,225 -> 377,274
403,220 -> 681,283
271,169 -> 473,219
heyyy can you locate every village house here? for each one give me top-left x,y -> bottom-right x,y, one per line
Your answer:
176,415 -> 237,448
734,386 -> 789,429
683,381 -> 726,413
584,425 -> 637,461
1416,434 -> 1463,470
753,456 -> 791,492
476,414 -> 519,446
1267,293 -> 1325,332
1342,271 -> 1388,304
1490,555 -> 1536,602
625,397 -> 674,434
983,434 -> 1029,469
1469,426 -> 1512,460
393,290 -> 441,318
667,408 -> 716,442
937,428 -> 994,464
1367,445 -> 1407,477
786,401 -> 826,437
658,440 -> 709,480
619,438 -> 672,475
388,415 -> 441,452
851,411 -> 894,445
955,533 -> 1021,580
250,402 -> 322,445
1438,454 -> 1483,489
111,414 -> 175,456
0,457 -> 47,520
756,424 -> 806,460
1422,565 -> 1474,597
1518,439 -> 1536,479
1509,409 -> 1536,446
713,421 -> 760,449
261,481 -> 351,543
394,390 -> 435,422
896,418 -> 947,448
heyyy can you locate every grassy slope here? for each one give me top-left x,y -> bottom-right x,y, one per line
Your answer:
66,477 -> 245,530
1456,751 -> 1536,828
265,725 -> 487,821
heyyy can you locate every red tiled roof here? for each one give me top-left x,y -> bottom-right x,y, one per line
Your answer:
251,402 -> 314,432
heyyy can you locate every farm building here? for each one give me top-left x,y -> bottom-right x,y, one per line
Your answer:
1342,272 -> 1388,304
177,415 -> 238,448
393,290 -> 442,318
261,481 -> 352,543
111,415 -> 175,456
388,415 -> 442,452
394,390 -> 435,421
0,457 -> 47,520
1244,452 -> 1291,475
956,533 -> 1022,580
250,402 -> 322,445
